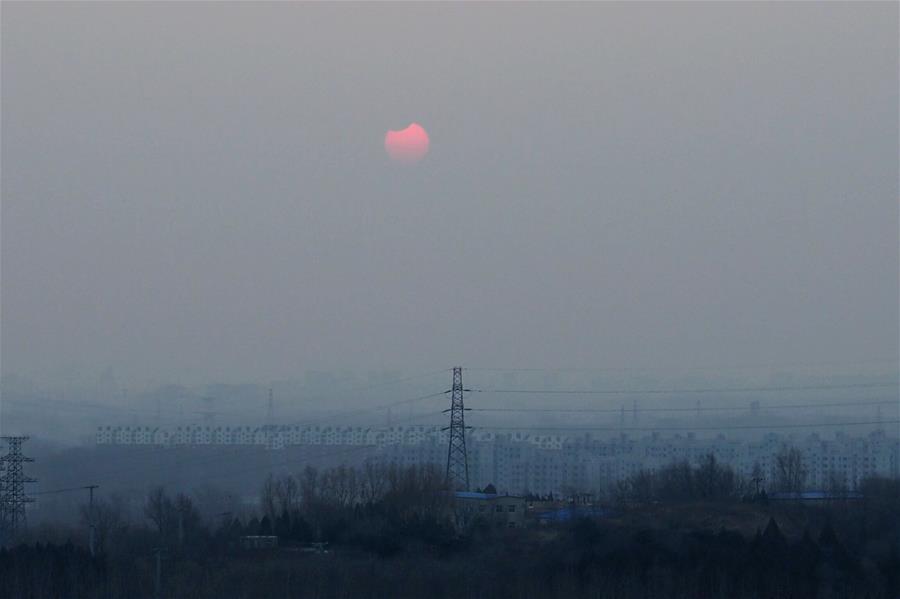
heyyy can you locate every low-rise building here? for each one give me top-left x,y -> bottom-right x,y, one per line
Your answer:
453,491 -> 526,529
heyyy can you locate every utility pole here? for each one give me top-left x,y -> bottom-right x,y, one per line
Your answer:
153,547 -> 164,599
0,436 -> 36,536
87,484 -> 99,557
443,367 -> 471,491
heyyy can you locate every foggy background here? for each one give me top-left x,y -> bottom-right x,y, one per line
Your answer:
2,2 -> 897,392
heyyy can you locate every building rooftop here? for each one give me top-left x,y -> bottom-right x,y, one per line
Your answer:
454,491 -> 498,500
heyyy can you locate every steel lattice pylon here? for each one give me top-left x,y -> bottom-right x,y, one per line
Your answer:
0,458 -> 4,532
444,367 -> 470,491
0,436 -> 36,535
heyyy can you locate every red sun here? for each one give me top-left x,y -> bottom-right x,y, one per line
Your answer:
385,123 -> 429,164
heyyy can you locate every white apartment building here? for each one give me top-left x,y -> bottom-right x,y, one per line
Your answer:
96,423 -> 898,494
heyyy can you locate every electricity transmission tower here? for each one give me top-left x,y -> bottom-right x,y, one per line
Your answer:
0,436 -> 36,535
444,367 -> 471,491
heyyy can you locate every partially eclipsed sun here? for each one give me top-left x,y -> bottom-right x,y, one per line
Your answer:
385,123 -> 429,164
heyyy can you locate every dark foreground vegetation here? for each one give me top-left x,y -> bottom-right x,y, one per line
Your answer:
2,463 -> 899,599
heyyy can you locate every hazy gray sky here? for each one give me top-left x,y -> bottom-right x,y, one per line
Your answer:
2,2 -> 897,386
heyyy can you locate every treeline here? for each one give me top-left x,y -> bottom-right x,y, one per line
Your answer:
252,462 -> 457,555
1,462 -> 899,599
614,454 -> 745,503
612,446 -> 853,503
531,513 -> 900,599
3,501 -> 899,599
55,463 -> 459,559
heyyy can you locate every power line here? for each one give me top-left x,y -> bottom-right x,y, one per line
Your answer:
37,383 -> 896,490
2,397 -> 172,416
86,416 -> 896,491
334,369 -> 450,393
283,369 -> 450,408
278,391 -> 448,429
42,410 -> 449,496
22,369 -> 898,498
45,390 -> 451,487
470,399 -> 898,414
464,358 -> 899,373
168,416 -> 447,489
32,388 -> 452,497
31,485 -> 100,497
74,408 -> 448,491
470,382 -> 898,396
1,369 -> 450,419
29,416 -> 897,501
2,395 -> 262,421
478,419 -> 899,433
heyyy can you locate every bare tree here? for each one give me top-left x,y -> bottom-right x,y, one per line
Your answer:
361,460 -> 387,503
382,463 -> 450,521
261,475 -> 279,519
322,465 -> 359,507
299,465 -> 320,506
274,475 -> 300,515
144,486 -> 173,536
694,454 -> 737,500
750,462 -> 765,495
774,445 -> 808,493
626,470 -> 657,503
658,461 -> 694,501
173,493 -> 201,547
